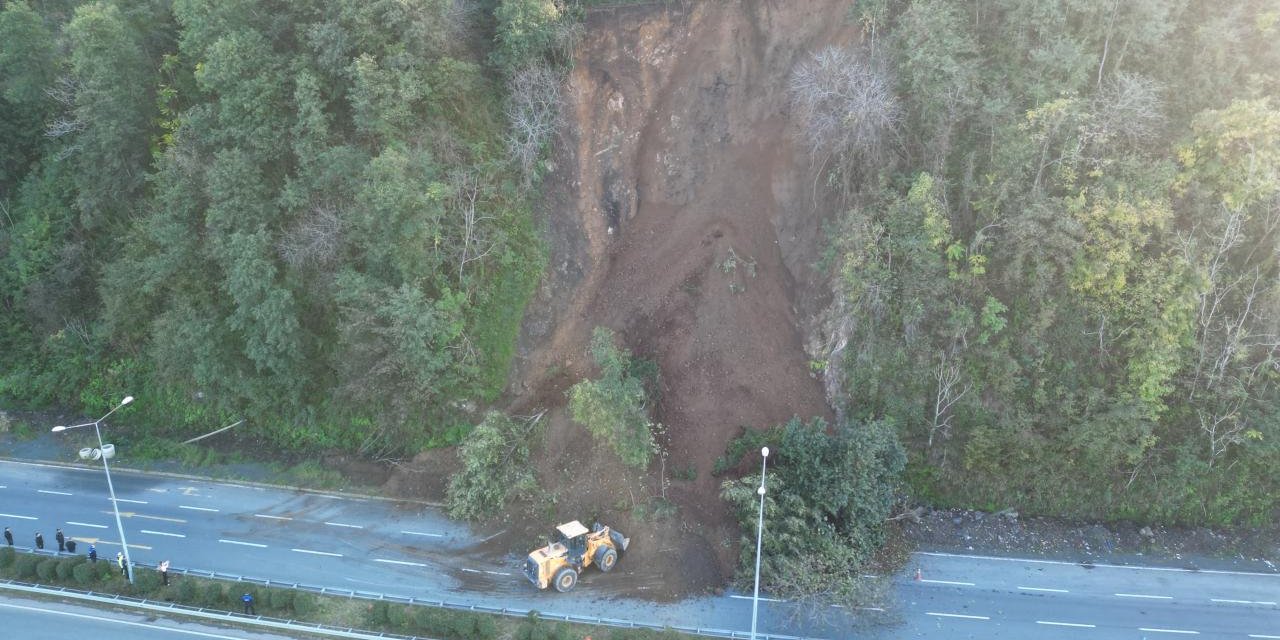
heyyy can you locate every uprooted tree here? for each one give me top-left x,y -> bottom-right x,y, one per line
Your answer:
567,327 -> 656,469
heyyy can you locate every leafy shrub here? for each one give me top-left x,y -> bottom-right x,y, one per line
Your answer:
133,568 -> 162,592
268,588 -> 293,611
55,557 -> 79,580
387,603 -> 412,629
366,600 -> 390,625
415,609 -> 498,640
72,561 -> 95,585
201,582 -> 225,607
292,592 -> 316,617
97,560 -> 116,581
14,554 -> 39,579
175,579 -> 198,603
447,411 -> 541,520
0,547 -> 14,568
514,611 -> 572,640
36,558 -> 58,581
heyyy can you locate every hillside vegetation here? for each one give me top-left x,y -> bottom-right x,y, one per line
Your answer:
817,0 -> 1280,525
0,0 -> 576,453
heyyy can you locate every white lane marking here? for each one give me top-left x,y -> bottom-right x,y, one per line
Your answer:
254,514 -> 292,521
291,548 -> 342,557
857,607 -> 886,612
1037,621 -> 1096,628
0,485 -> 6,488
484,570 -> 512,576
0,601 -> 249,639
324,521 -> 363,529
921,579 -> 975,586
1116,593 -> 1173,600
401,530 -> 444,537
113,498 -> 148,504
66,521 -> 108,529
1249,635 -> 1280,639
926,612 -> 989,620
218,539 -> 267,548
374,559 -> 426,567
1139,628 -> 1199,635
178,505 -> 219,512
140,529 -> 186,538
1211,598 -> 1252,604
37,489 -> 73,496
0,512 -> 37,520
915,551 -> 1280,578
728,594 -> 787,603
460,568 -> 481,573
1020,586 -> 1070,593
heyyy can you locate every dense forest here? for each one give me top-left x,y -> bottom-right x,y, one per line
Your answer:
815,0 -> 1280,525
2,0 -> 1278,542
0,0 -> 575,454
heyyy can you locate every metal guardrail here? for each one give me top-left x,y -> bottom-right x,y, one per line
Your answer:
2,548 -> 822,640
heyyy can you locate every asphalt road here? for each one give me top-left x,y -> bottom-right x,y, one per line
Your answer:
1,460 -> 1277,639
0,593 -> 309,640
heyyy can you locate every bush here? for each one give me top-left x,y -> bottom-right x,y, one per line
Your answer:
175,579 -> 198,603
567,327 -> 656,469
97,560 -> 116,581
515,612 -> 572,640
55,557 -> 79,580
268,588 -> 293,611
387,603 -> 412,629
292,592 -> 317,617
0,547 -> 14,568
14,554 -> 39,579
201,582 -> 225,607
133,568 -> 162,593
72,561 -> 95,585
36,558 -> 58,581
366,600 -> 390,625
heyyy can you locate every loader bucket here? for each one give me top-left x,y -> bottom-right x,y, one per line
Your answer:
609,529 -> 630,552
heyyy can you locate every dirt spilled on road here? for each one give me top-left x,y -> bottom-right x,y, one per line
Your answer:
498,0 -> 859,598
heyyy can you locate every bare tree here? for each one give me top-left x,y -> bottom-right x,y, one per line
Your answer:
788,46 -> 901,188
450,170 -> 495,282
1198,398 -> 1247,467
1089,71 -> 1165,148
277,202 -> 344,271
505,63 -> 564,183
928,349 -> 970,450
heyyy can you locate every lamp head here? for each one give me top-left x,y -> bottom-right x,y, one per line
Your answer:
121,396 -> 134,406
757,486 -> 766,496
761,446 -> 769,458
51,426 -> 67,433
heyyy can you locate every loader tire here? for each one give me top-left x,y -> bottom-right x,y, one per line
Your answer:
553,566 -> 578,592
595,547 -> 618,572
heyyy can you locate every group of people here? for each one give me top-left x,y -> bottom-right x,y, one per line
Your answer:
5,525 -> 170,584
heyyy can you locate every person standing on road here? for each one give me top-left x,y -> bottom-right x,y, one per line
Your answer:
3,527 -> 12,546
88,544 -> 97,563
55,528 -> 65,552
241,592 -> 255,615
158,560 -> 170,586
116,551 -> 126,576
34,532 -> 43,549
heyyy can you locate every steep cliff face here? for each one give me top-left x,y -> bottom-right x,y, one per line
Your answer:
510,0 -> 860,591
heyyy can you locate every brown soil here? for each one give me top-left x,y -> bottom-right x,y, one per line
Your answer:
496,0 -> 857,598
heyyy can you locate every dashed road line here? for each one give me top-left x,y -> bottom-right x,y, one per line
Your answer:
324,521 -> 364,529
1211,598 -> 1276,605
254,514 -> 292,521
921,579 -> 975,586
291,548 -> 342,557
1249,634 -> 1280,639
374,559 -> 426,567
1037,621 -> 1096,628
140,529 -> 186,538
0,512 -> 37,520
37,489 -> 73,496
218,539 -> 267,548
113,512 -> 186,523
1139,628 -> 1199,635
915,550 -> 1280,578
401,530 -> 444,537
484,570 -> 512,576
728,595 -> 787,603
112,498 -> 148,505
1116,593 -> 1173,600
926,612 -> 989,620
461,568 -> 481,574
1020,586 -> 1070,593
179,505 -> 219,512
66,521 -> 107,529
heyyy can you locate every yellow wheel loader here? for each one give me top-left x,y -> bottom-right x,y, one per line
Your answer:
524,520 -> 630,592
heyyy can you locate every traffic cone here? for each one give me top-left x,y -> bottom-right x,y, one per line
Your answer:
915,567 -> 922,581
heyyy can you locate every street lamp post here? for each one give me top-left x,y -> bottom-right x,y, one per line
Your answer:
52,395 -> 135,584
750,446 -> 770,640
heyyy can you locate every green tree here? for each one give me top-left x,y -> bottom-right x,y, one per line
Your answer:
567,327 -> 655,468
447,412 -> 541,520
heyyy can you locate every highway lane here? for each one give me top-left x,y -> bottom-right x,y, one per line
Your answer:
3,460 -> 1278,639
0,594 -> 310,640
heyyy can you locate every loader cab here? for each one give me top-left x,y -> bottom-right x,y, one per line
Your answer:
553,520 -> 590,566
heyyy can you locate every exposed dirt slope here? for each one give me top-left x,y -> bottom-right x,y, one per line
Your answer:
500,0 -> 859,596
